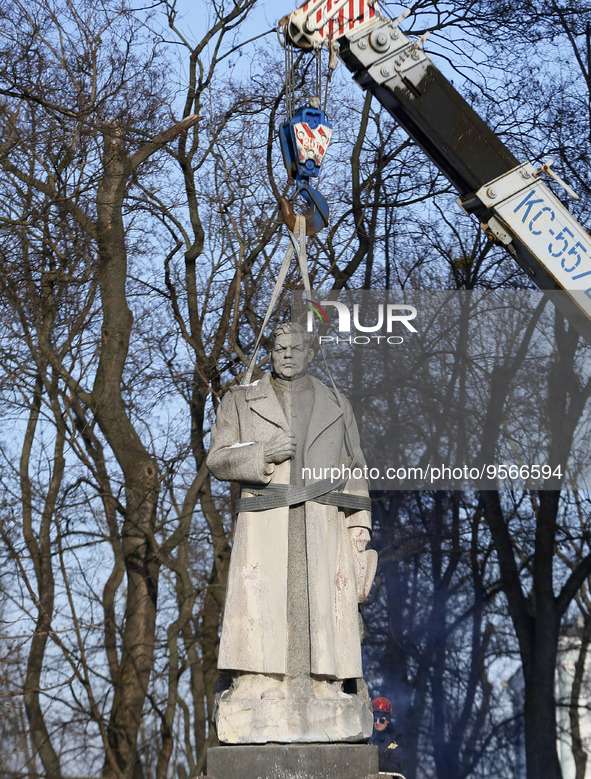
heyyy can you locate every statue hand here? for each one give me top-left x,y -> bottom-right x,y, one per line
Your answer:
264,432 -> 296,464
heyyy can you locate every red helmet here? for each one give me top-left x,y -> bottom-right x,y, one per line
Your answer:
372,697 -> 392,713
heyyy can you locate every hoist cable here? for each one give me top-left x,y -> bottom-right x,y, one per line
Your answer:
315,44 -> 322,102
323,68 -> 332,113
285,37 -> 295,120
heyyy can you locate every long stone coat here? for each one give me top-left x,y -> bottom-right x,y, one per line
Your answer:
207,372 -> 374,680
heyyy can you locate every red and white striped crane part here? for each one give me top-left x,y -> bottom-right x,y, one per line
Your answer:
300,0 -> 376,41
293,121 -> 333,165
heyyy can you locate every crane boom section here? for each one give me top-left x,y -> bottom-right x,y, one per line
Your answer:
281,2 -> 591,330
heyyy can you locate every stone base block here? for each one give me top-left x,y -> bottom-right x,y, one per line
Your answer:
207,743 -> 378,779
215,695 -> 373,744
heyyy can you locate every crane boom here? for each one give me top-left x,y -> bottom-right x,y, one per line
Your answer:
279,2 -> 591,333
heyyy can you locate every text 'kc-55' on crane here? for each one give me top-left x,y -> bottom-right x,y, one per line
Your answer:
277,0 -> 591,334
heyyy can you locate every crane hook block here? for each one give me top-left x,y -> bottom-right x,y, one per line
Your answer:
279,104 -> 333,181
279,103 -> 332,234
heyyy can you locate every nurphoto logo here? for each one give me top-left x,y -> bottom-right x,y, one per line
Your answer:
305,299 -> 418,345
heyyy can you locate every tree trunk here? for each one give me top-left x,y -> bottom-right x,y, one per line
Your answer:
569,617 -> 591,779
480,488 -> 564,779
95,125 -> 160,778
523,653 -> 562,779
21,371 -> 65,778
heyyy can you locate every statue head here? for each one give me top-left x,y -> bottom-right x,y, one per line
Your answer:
271,322 -> 315,381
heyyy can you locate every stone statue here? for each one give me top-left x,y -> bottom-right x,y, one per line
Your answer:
207,322 -> 377,743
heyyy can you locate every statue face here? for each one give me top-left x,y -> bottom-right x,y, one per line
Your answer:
271,331 -> 314,381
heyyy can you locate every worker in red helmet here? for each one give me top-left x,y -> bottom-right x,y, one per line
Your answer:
370,697 -> 407,777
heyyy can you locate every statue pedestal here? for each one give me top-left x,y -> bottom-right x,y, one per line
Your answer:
207,743 -> 378,779
215,693 -> 373,744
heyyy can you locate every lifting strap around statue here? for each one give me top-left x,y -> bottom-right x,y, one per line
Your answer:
242,215 -> 310,386
235,478 -> 371,513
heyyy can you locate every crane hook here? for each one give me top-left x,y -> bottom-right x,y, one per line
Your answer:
278,101 -> 332,235
280,181 -> 329,236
